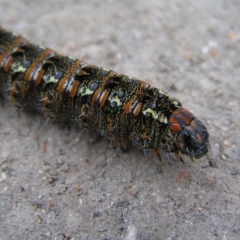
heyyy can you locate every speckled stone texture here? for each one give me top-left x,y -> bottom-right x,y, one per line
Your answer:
0,0 -> 239,239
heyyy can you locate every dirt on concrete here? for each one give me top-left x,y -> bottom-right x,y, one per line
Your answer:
0,0 -> 239,239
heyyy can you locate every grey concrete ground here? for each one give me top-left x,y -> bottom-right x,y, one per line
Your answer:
0,0 -> 239,239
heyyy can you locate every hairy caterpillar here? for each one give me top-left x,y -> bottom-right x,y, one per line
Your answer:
0,27 -> 209,160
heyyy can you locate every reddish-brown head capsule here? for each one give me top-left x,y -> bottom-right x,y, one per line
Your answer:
169,108 -> 209,159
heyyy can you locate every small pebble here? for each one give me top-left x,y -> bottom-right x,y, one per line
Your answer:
93,211 -> 103,218
156,193 -> 165,204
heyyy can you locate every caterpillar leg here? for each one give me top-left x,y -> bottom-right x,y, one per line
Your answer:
116,139 -> 129,152
174,150 -> 184,163
154,148 -> 162,161
105,137 -> 129,152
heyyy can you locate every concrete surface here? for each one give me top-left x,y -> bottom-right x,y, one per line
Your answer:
0,0 -> 239,239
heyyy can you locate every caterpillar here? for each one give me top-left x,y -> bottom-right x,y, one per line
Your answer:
0,27 -> 209,160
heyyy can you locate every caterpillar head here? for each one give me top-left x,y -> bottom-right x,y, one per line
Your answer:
168,107 -> 209,159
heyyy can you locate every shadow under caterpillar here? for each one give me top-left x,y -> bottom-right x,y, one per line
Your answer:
0,27 -> 210,161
